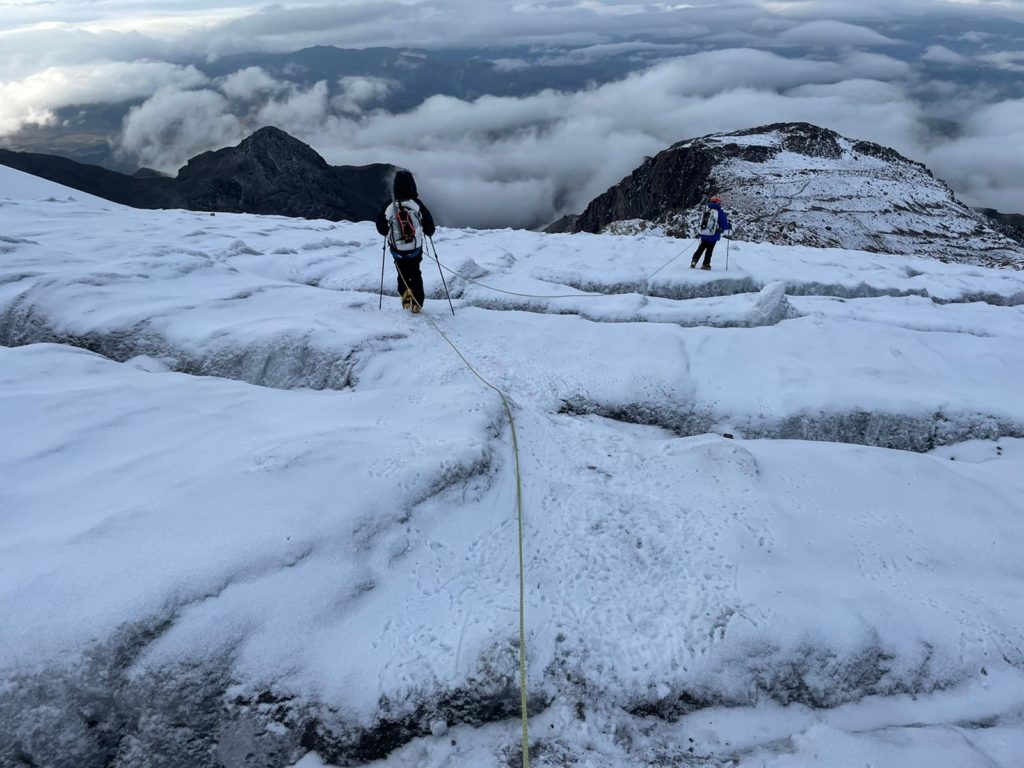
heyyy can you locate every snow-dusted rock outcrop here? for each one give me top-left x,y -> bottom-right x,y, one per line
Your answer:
549,122 -> 1024,269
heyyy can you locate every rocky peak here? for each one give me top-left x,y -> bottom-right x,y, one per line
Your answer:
549,122 -> 1024,268
165,127 -> 394,221
178,125 -> 327,181
238,126 -> 328,168
0,128 -> 396,223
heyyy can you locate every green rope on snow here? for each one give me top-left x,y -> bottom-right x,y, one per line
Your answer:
391,252 -> 532,767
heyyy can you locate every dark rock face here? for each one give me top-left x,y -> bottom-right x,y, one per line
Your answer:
850,140 -> 928,172
568,145 -> 716,235
976,208 -> 1024,246
0,126 -> 395,223
544,213 -> 580,234
131,167 -> 170,179
0,149 -> 181,208
735,122 -> 843,159
547,122 -> 1024,268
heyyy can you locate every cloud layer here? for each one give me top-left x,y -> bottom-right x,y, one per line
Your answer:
103,47 -> 1024,228
0,62 -> 206,135
3,1 -> 1024,225
3,1 -> 1021,55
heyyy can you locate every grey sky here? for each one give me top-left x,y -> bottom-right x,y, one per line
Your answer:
2,0 -> 1024,225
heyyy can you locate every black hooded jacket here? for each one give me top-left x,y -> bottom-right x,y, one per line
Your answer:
375,170 -> 436,238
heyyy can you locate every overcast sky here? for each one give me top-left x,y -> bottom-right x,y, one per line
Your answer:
2,0 -> 1024,226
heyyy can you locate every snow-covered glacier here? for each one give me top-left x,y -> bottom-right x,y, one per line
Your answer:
2,166 -> 1024,767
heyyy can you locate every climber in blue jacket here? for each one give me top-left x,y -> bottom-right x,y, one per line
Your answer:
691,196 -> 731,270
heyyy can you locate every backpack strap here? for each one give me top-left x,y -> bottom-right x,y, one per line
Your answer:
387,199 -> 397,247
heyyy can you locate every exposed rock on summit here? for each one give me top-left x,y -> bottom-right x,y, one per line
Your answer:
174,127 -> 391,220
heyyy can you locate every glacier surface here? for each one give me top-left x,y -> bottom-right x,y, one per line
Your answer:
2,166 -> 1024,767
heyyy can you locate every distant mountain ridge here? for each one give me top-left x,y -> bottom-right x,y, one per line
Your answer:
0,127 -> 394,222
547,122 -> 1024,268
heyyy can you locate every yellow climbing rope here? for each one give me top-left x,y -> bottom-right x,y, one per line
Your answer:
384,231 -> 707,765
391,261 -> 531,767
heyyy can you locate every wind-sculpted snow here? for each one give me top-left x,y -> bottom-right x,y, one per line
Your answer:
561,398 -> 1024,453
0,344 -> 510,767
459,281 -> 800,328
3,347 -> 1024,767
3,167 -> 1024,767
0,238 -> 413,390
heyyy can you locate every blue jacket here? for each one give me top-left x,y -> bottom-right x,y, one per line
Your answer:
700,202 -> 730,243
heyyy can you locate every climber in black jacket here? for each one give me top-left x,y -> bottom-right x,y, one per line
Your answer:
375,170 -> 436,313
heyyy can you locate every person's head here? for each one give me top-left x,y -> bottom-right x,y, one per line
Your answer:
709,195 -> 722,207
393,170 -> 418,201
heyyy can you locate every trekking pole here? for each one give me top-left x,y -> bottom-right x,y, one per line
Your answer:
429,236 -> 456,317
726,236 -> 731,271
379,239 -> 387,310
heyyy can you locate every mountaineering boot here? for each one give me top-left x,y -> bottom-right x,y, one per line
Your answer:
411,303 -> 422,314
690,258 -> 698,269
701,264 -> 712,270
401,289 -> 413,310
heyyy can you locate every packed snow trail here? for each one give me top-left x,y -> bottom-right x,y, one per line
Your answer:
392,249 -> 533,768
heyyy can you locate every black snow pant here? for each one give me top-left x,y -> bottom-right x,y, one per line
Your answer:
393,251 -> 425,307
692,240 -> 717,268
